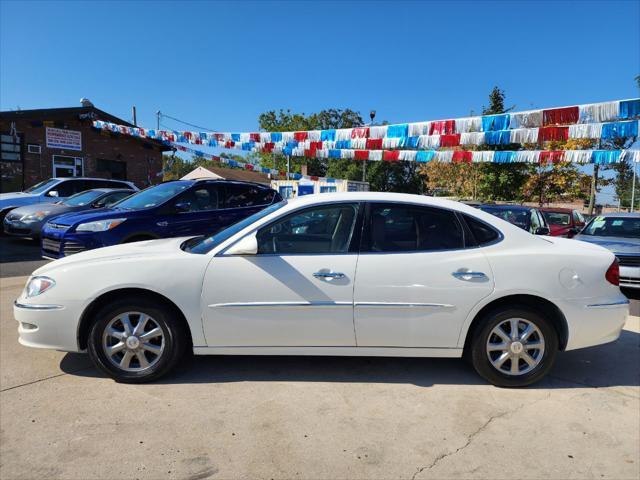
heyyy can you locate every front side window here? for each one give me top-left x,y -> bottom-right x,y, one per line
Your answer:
543,211 -> 571,226
53,179 -> 86,197
364,204 -> 463,252
98,191 -> 133,207
257,203 -> 359,254
175,185 -> 221,212
114,182 -> 191,210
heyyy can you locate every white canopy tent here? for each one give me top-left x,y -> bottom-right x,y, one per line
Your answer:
180,166 -> 224,180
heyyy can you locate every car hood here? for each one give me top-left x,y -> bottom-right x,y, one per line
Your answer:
46,207 -> 133,226
0,192 -> 39,208
35,236 -> 193,275
573,234 -> 640,254
7,202 -> 71,218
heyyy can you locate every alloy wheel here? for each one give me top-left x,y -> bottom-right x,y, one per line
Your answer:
101,312 -> 165,372
486,318 -> 545,376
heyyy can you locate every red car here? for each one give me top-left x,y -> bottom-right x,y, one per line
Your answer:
539,207 -> 586,238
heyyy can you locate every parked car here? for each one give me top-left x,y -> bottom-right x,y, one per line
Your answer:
3,188 -> 136,239
15,192 -> 628,387
478,204 -> 550,235
574,213 -> 640,290
40,179 -> 281,259
0,177 -> 136,223
539,207 -> 586,238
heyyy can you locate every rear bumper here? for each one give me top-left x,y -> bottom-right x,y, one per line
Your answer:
560,296 -> 630,350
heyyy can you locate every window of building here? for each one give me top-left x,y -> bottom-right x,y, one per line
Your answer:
320,186 -> 337,193
97,158 -> 127,180
1,133 -> 22,162
257,203 -> 359,254
278,186 -> 294,199
364,204 -> 464,253
27,144 -> 41,154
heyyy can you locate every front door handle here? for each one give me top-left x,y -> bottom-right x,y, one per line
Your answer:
452,270 -> 488,281
156,221 -> 168,227
313,271 -> 345,280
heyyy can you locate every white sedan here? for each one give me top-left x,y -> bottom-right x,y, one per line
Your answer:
14,192 -> 629,387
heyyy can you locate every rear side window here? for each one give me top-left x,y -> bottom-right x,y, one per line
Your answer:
53,179 -> 86,197
463,214 -> 500,246
364,204 -> 464,252
226,184 -> 275,208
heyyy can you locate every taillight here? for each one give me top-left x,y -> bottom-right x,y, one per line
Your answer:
605,259 -> 620,286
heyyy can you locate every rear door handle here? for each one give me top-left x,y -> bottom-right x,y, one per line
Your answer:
313,271 -> 345,280
452,270 -> 488,281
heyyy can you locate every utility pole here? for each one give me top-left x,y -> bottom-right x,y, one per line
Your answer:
631,158 -> 637,212
132,106 -> 137,126
588,164 -> 600,216
365,110 -> 376,183
156,110 -> 161,130
286,155 -> 291,180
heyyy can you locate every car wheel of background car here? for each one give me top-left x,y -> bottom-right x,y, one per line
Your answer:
87,298 -> 187,383
469,307 -> 558,387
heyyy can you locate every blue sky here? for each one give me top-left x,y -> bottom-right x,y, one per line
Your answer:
1,0 -> 639,201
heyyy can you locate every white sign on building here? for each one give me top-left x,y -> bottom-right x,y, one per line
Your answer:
46,127 -> 82,151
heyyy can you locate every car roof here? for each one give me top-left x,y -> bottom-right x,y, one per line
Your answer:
595,212 -> 640,218
88,188 -> 136,194
480,204 -> 532,211
52,177 -> 132,182
539,207 -> 574,213
163,178 -> 272,189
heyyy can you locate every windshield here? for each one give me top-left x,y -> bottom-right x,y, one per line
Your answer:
184,201 -> 287,254
542,211 -> 571,226
24,179 -> 59,194
479,206 -> 530,230
581,216 -> 640,238
63,190 -> 103,206
113,182 -> 190,210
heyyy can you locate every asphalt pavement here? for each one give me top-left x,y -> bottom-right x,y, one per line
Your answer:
1,274 -> 639,479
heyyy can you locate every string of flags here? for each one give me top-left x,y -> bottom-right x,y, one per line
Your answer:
92,97 -> 640,166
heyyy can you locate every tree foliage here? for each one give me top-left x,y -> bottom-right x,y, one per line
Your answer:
521,163 -> 590,206
606,161 -> 640,209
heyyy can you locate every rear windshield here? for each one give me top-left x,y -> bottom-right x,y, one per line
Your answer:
542,211 -> 571,226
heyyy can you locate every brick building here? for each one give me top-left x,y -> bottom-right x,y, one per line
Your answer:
0,102 -> 170,193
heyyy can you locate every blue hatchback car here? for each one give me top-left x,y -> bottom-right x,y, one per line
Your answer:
40,179 -> 281,259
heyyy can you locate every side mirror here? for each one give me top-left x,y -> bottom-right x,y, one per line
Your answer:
175,202 -> 191,213
225,234 -> 258,256
47,190 -> 59,197
92,202 -> 104,209
535,226 -> 550,235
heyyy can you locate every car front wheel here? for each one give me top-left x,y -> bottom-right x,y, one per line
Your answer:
470,307 -> 558,387
87,298 -> 187,383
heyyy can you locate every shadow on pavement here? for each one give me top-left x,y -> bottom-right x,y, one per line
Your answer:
60,329 -> 640,389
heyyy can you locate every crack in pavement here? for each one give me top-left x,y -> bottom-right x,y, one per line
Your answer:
0,365 -> 95,393
410,391 -> 552,480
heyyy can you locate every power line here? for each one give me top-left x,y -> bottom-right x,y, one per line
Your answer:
159,112 -> 216,132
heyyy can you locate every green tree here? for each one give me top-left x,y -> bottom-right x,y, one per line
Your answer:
522,163 -> 590,206
481,86 -> 515,115
607,161 -> 640,210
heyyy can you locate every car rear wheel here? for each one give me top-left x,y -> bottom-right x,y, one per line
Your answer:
470,307 -> 558,387
87,298 -> 187,383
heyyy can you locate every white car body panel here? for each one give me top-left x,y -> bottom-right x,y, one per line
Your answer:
14,192 -> 629,359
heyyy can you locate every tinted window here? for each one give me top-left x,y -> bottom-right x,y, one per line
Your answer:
543,211 -> 571,226
226,184 -> 275,208
464,215 -> 500,245
52,179 -> 85,197
257,203 -> 359,254
175,185 -> 221,212
365,204 -> 463,252
480,206 -> 530,231
581,216 -> 640,238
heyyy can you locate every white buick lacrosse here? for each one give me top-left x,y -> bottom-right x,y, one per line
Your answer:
14,192 -> 629,386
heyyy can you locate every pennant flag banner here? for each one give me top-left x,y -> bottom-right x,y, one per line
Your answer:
93,97 -> 640,165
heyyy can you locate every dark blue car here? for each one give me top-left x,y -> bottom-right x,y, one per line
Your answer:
40,179 -> 281,259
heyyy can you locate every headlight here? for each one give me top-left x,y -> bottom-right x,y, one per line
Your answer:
25,276 -> 56,298
76,218 -> 126,232
21,210 -> 50,223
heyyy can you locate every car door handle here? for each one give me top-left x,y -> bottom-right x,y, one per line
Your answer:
452,270 -> 488,281
156,221 -> 168,227
313,271 -> 345,280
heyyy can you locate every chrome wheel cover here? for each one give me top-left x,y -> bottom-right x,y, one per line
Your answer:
102,312 -> 165,372
486,318 -> 545,376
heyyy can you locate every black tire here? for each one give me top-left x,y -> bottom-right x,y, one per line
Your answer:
469,306 -> 558,387
87,297 -> 187,383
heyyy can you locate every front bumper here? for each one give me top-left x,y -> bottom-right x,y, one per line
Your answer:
14,300 -> 81,352
40,231 -> 103,259
3,218 -> 38,238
